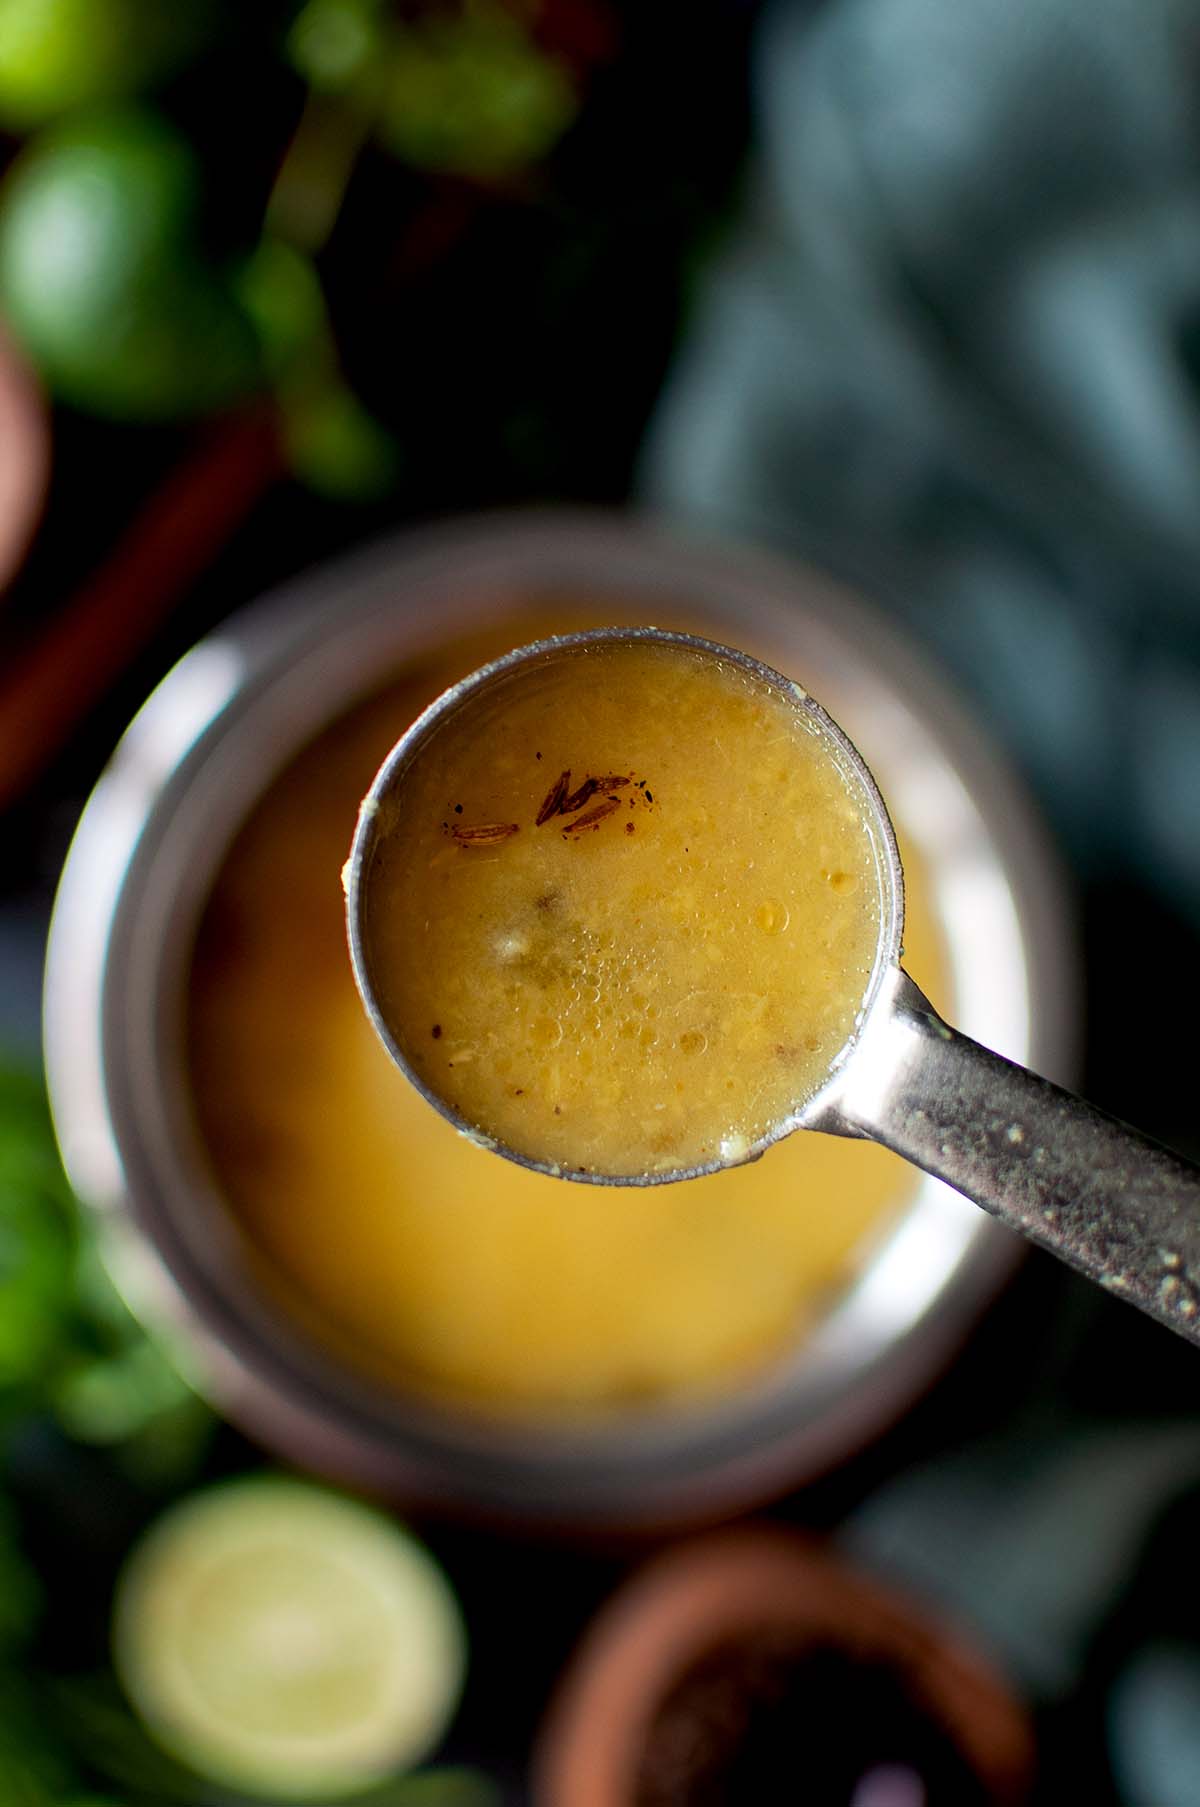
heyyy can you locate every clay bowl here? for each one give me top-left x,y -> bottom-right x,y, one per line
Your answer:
534,1527 -> 1035,1804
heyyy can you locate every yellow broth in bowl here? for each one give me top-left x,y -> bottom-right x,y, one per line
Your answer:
188,613 -> 949,1416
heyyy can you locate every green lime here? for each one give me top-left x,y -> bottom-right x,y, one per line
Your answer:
112,1475 -> 466,1800
0,107 -> 258,419
0,0 -> 216,129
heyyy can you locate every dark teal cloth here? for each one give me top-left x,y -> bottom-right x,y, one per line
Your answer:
642,0 -> 1200,915
641,4 -> 1200,1798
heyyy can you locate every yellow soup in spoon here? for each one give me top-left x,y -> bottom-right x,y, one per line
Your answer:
359,637 -> 886,1179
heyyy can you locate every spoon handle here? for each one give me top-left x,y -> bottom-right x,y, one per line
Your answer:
839,968 -> 1200,1346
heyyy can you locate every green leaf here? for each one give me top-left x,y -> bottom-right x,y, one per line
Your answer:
0,1495 -> 41,1655
48,1674 -> 208,1804
0,1669 -> 76,1802
280,379 -> 400,500
376,3 -> 577,181
349,1772 -> 501,1807
50,1233 -> 214,1486
0,0 -> 219,131
286,0 -> 386,96
0,1064 -> 75,1395
235,238 -> 333,381
0,1058 -> 213,1482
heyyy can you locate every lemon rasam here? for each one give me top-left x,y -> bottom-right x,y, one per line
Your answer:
189,615 -> 946,1413
357,637 -> 885,1178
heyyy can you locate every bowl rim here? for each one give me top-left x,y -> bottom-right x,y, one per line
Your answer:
43,507 -> 1080,1525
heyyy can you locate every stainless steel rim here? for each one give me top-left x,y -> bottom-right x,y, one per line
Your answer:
43,508 -> 1080,1522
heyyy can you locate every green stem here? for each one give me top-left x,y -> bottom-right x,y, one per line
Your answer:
266,86 -> 374,257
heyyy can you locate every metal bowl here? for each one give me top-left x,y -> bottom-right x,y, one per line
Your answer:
44,511 -> 1077,1528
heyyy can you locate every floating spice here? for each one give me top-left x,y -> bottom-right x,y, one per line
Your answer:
563,774 -> 629,814
537,770 -> 631,826
450,822 -> 519,845
535,770 -> 572,825
563,797 -> 622,834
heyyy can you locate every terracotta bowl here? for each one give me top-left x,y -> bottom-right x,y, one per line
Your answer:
534,1528 -> 1035,1804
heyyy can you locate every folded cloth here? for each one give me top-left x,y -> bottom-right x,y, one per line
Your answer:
844,1416 -> 1200,1803
640,0 -> 1200,918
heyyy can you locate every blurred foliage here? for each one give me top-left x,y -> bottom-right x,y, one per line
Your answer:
0,1063 -> 214,1481
237,236 -> 399,499
0,107 -> 260,420
0,0 -> 747,509
0,0 -> 219,130
0,5 -> 752,1800
287,0 -> 386,94
0,1065 -> 74,1398
0,1671 -> 76,1804
0,1059 -> 495,1806
286,0 -> 579,180
0,0 -> 585,494
0,1493 -> 41,1653
279,377 -> 401,499
55,1672 -> 499,1806
375,3 -> 578,181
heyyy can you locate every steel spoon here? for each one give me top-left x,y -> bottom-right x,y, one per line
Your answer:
346,628 -> 1200,1350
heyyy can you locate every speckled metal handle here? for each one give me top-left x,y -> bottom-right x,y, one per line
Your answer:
835,968 -> 1200,1346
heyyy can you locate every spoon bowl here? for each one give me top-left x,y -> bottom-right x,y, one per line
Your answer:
347,627 -> 905,1184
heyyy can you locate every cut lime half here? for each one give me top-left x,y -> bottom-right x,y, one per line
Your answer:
112,1475 -> 466,1800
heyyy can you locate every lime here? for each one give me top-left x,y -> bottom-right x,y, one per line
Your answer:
0,107 -> 258,419
112,1475 -> 466,1800
0,0 -> 216,129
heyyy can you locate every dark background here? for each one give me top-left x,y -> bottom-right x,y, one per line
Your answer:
3,2 -> 1200,1803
